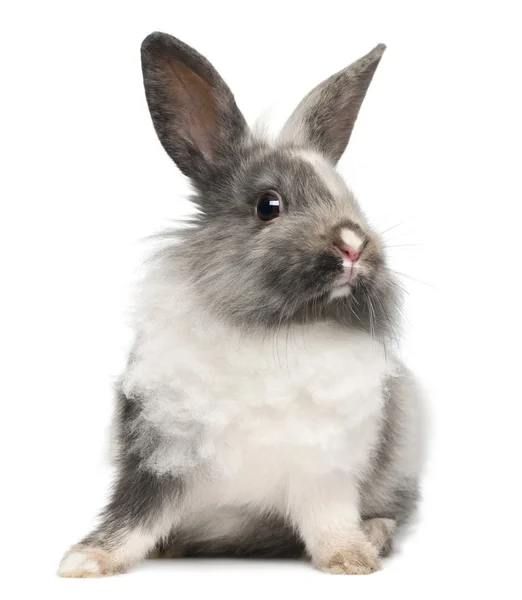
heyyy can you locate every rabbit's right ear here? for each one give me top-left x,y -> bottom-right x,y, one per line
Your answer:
141,32 -> 248,184
279,44 -> 386,164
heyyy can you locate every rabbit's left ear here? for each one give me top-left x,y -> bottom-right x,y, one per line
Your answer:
141,32 -> 248,184
279,44 -> 386,164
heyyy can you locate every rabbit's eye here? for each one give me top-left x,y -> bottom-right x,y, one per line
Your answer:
256,192 -> 282,222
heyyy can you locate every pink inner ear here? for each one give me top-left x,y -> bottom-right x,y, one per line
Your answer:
277,44 -> 386,164
163,58 -> 218,162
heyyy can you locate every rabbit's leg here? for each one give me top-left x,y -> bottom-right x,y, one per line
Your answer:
58,457 -> 184,577
288,471 -> 380,575
362,517 -> 396,557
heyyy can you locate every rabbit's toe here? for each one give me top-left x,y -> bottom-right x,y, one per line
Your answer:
57,545 -> 122,578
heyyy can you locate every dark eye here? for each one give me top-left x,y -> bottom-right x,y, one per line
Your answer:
256,192 -> 282,222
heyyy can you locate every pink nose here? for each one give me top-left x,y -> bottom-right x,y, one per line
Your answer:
339,245 -> 361,262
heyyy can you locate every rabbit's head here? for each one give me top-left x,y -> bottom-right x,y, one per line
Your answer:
141,33 -> 400,339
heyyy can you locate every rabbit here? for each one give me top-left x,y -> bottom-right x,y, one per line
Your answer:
58,31 -> 424,578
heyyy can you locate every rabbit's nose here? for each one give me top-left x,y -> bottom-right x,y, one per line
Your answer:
338,244 -> 361,262
334,224 -> 366,263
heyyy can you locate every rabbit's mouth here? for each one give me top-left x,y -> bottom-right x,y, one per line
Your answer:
330,249 -> 363,294
335,257 -> 360,285
330,266 -> 361,298
328,254 -> 376,301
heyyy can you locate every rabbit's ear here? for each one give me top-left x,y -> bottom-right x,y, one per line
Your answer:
141,32 -> 248,183
279,44 -> 386,164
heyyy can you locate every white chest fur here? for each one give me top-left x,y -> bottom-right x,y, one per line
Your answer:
122,280 -> 394,496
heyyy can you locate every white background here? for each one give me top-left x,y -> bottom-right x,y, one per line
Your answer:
1,1 -> 521,598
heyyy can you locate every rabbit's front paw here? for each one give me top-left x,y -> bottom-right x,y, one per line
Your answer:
57,545 -> 122,578
315,538 -> 380,575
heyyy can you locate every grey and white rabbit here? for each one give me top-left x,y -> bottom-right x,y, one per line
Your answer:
58,32 -> 424,577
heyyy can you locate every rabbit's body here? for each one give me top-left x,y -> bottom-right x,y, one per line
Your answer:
122,268 -> 391,480
118,266 -> 421,559
58,32 -> 425,578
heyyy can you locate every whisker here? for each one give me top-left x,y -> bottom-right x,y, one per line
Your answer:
389,279 -> 410,295
348,293 -> 365,328
273,296 -> 293,368
381,233 -> 421,244
379,221 -> 406,236
363,290 -> 376,340
385,243 -> 425,249
388,269 -> 439,290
